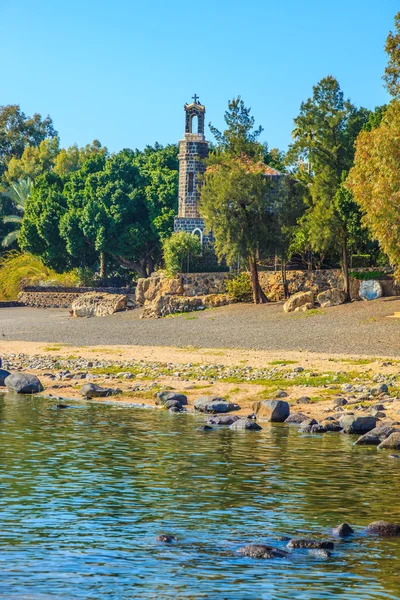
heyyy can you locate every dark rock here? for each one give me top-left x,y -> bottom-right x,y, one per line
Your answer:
355,425 -> 396,446
194,396 -> 238,413
156,534 -> 176,543
320,419 -> 342,432
206,414 -> 240,426
377,432 -> 400,450
389,454 -> 400,459
196,425 -> 213,431
285,412 -> 309,424
168,406 -> 180,413
56,403 -> 70,409
339,415 -> 377,434
371,410 -> 386,419
276,390 -> 288,398
287,538 -> 334,550
229,418 -> 262,431
237,544 -> 288,559
308,548 -> 332,558
0,368 -> 11,386
366,521 -> 400,536
5,372 -> 44,394
296,396 -> 311,404
333,397 -> 348,407
299,418 -> 317,433
252,399 -> 290,422
80,383 -> 120,398
372,404 -> 385,411
165,399 -> 183,410
332,523 -> 354,537
156,391 -> 188,406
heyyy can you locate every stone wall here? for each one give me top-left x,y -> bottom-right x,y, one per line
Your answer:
18,287 -> 135,309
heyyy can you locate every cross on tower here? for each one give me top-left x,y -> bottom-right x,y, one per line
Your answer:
192,93 -> 200,104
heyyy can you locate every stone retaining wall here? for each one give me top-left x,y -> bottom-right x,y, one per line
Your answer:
18,287 -> 135,309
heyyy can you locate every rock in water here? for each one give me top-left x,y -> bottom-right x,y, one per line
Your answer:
366,521 -> 400,536
377,432 -> 400,450
155,391 -> 188,406
285,412 -> 309,424
252,399 -> 290,422
332,523 -> 354,537
317,288 -> 347,308
206,415 -> 240,426
0,368 -> 11,386
80,383 -> 120,398
287,539 -> 334,550
283,291 -> 315,313
194,396 -> 238,413
229,418 -> 262,431
237,544 -> 288,559
359,280 -> 382,301
320,419 -> 342,432
339,415 -> 377,434
71,292 -> 127,317
5,373 -> 44,394
156,534 -> 176,543
355,425 -> 397,446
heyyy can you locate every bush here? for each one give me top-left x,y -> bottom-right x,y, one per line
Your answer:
351,254 -> 370,268
349,270 -> 387,281
226,272 -> 253,302
163,232 -> 202,275
0,252 -> 86,300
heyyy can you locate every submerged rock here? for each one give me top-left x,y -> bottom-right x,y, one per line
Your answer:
229,418 -> 262,431
287,538 -> 334,550
366,521 -> 400,536
5,372 -> 44,394
377,432 -> 400,450
237,544 -> 288,559
194,396 -> 238,413
332,523 -> 354,537
355,425 -> 396,446
320,419 -> 342,432
156,534 -> 176,543
165,399 -> 183,411
252,399 -> 290,422
308,548 -> 332,559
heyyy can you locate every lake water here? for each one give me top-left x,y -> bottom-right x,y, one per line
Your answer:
1,394 -> 400,599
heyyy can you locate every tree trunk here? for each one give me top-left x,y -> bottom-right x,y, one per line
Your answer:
115,255 -> 148,278
99,252 -> 106,282
281,260 -> 289,299
249,255 -> 267,304
342,238 -> 350,302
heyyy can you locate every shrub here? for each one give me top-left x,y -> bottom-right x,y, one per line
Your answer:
0,252 -> 86,300
226,272 -> 253,302
349,270 -> 387,281
163,232 -> 202,275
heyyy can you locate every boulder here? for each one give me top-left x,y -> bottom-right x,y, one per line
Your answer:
194,396 -> 238,413
276,390 -> 288,398
80,383 -> 120,398
377,432 -> 400,450
283,291 -> 315,313
339,415 -> 377,434
366,521 -> 400,536
296,396 -> 311,404
359,280 -> 383,301
252,399 -> 290,422
156,391 -> 188,406
285,412 -> 309,424
287,539 -> 334,550
229,418 -> 262,431
294,302 -> 314,312
320,419 -> 342,432
300,419 -> 326,433
71,292 -> 126,317
4,373 -> 44,394
206,415 -> 240,426
317,287 -> 347,308
0,368 -> 11,386
165,399 -> 183,411
156,534 -> 176,543
333,397 -> 348,407
237,544 -> 288,559
332,523 -> 354,537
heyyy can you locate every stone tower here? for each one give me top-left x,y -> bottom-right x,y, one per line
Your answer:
174,95 -> 210,249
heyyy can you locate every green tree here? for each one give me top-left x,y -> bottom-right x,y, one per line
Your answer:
0,105 -> 57,179
286,76 -> 370,298
54,140 -> 108,177
383,11 -> 400,98
5,138 -> 60,183
1,178 -> 33,247
209,97 -> 263,159
163,231 -> 201,275
346,100 -> 400,276
263,144 -> 286,172
200,157 -> 276,303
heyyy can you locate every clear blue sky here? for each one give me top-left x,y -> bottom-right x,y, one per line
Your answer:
1,0 -> 397,154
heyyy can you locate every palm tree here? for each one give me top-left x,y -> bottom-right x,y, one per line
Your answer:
1,178 -> 33,247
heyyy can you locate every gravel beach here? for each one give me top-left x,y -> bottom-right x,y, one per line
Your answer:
0,298 -> 399,356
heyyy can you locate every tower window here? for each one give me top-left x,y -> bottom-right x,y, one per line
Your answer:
190,114 -> 198,133
188,172 -> 194,193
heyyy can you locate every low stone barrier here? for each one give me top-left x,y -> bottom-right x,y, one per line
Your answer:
18,286 -> 135,309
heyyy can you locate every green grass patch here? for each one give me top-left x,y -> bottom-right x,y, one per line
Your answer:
338,358 -> 375,365
292,308 -> 326,318
269,360 -> 297,366
43,346 -> 64,352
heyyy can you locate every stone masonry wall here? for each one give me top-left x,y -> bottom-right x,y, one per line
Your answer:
18,287 -> 135,309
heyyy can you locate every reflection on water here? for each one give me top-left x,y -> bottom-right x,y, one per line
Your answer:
0,394 -> 399,598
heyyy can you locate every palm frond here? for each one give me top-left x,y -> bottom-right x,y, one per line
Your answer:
2,230 -> 19,248
3,215 -> 23,224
